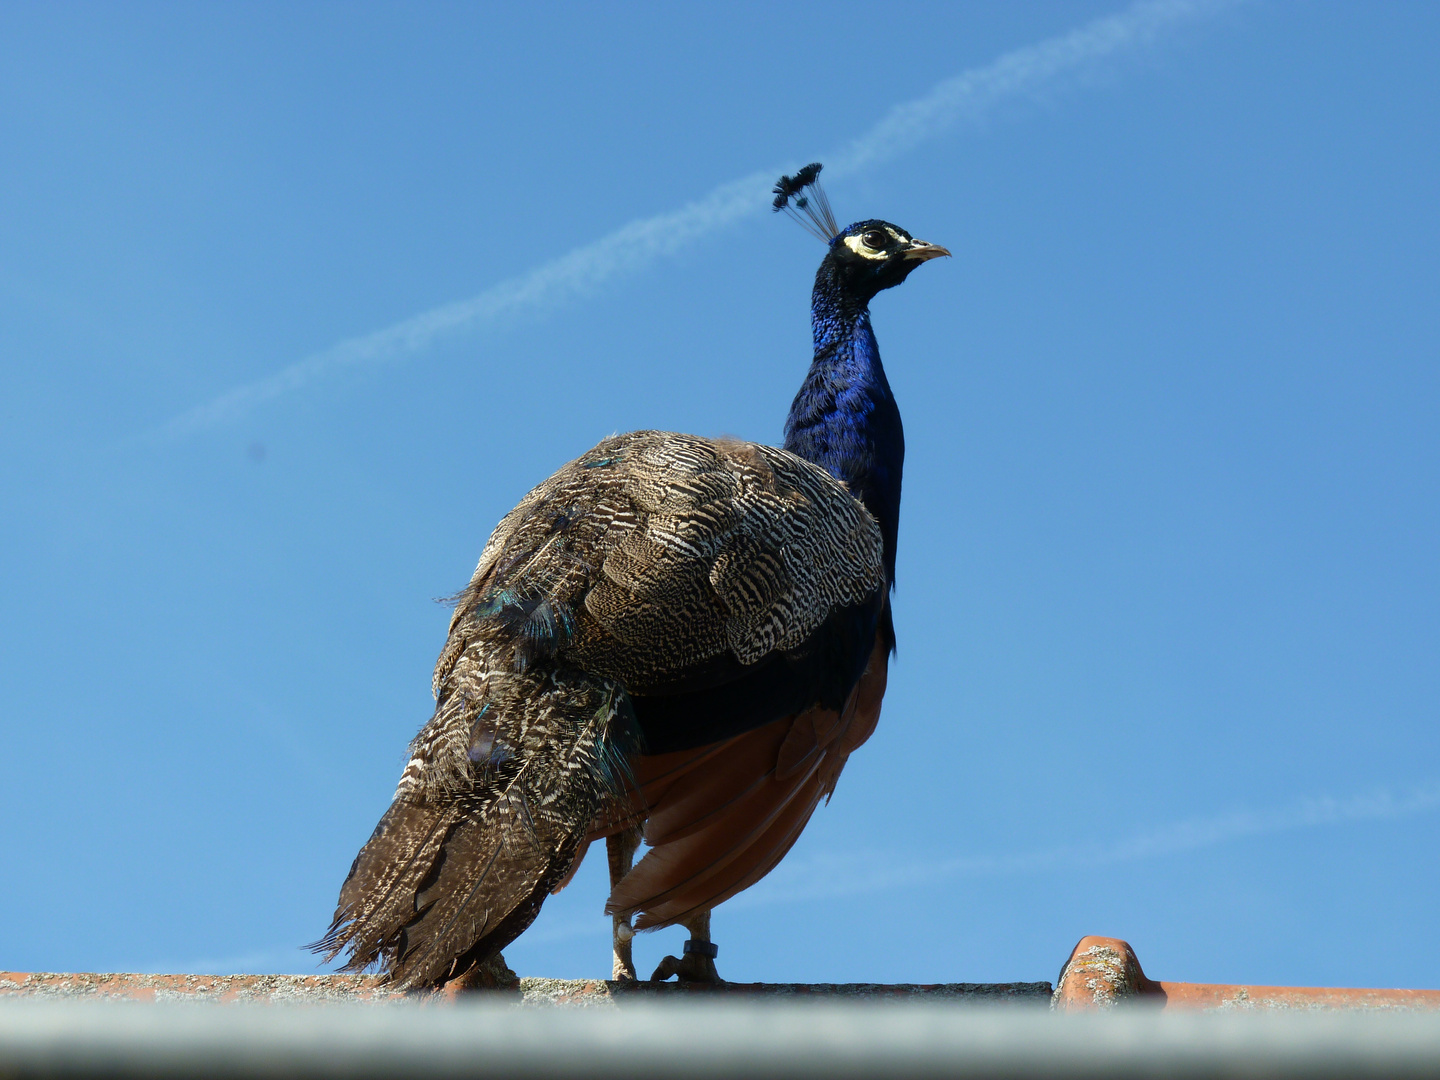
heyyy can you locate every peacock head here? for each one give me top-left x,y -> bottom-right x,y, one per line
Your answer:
827,219 -> 949,301
773,163 -> 948,305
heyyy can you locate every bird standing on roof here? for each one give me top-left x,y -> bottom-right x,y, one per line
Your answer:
315,164 -> 948,988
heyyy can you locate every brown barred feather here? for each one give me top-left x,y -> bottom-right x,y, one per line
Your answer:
315,651 -> 636,988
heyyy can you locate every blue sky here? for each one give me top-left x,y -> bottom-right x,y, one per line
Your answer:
2,0 -> 1437,990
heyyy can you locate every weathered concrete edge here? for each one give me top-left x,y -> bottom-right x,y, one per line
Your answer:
0,972 -> 1053,1006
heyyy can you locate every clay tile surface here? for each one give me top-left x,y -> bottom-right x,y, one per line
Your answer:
1052,936 -> 1440,1013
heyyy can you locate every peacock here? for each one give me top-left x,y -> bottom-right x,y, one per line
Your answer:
314,163 -> 948,987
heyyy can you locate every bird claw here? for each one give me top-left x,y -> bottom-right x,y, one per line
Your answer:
650,951 -> 723,984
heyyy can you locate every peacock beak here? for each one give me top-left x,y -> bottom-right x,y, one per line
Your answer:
901,240 -> 951,262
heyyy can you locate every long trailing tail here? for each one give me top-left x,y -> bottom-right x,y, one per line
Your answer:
312,651 -> 638,989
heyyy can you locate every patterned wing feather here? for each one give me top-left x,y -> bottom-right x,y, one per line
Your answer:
443,431 -> 884,693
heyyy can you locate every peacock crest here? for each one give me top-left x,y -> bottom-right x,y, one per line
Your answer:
772,161 -> 839,243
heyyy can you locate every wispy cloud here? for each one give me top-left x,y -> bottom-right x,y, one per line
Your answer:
732,783 -> 1440,909
154,0 -> 1239,440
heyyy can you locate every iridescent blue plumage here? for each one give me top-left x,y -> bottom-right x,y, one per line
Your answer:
785,251 -> 905,584
782,213 -> 949,653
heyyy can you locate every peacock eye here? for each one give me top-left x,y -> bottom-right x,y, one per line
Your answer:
861,229 -> 887,250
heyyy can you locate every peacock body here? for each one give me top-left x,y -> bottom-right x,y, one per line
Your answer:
316,165 -> 947,987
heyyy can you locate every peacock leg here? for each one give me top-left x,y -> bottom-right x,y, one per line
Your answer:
606,827 -> 642,981
649,909 -> 722,984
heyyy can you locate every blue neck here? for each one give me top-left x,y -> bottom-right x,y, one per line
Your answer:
782,277 -> 904,586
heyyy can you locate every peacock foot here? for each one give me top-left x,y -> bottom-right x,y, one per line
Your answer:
612,918 -> 638,982
607,828 -> 642,982
650,938 -> 722,984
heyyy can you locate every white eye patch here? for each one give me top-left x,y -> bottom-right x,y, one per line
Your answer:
841,227 -> 905,260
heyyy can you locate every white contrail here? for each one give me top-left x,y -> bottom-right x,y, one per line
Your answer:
155,0 -> 1237,440
152,171 -> 774,439
827,0 -> 1234,178
733,782 -> 1440,909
